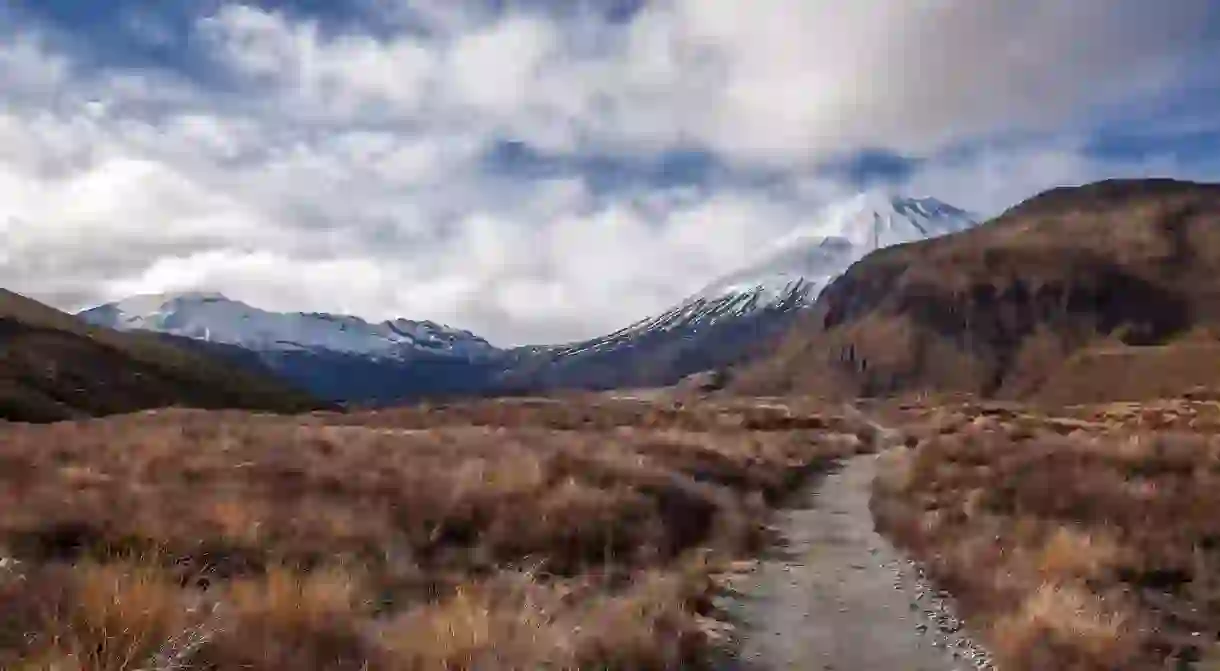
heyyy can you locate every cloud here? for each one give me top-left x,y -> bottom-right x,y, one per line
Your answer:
199,1 -> 1218,161
901,137 -> 1220,216
2,1 -> 1219,345
636,1 -> 1216,163
0,35 -> 70,98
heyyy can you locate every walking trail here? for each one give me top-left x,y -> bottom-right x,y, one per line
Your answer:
714,407 -> 990,670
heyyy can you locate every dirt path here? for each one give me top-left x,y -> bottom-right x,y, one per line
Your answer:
717,450 -> 990,670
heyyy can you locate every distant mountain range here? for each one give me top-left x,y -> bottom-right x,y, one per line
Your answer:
79,192 -> 980,403
79,291 -> 500,361
0,289 -> 325,423
79,293 -> 508,404
20,178 -> 1220,412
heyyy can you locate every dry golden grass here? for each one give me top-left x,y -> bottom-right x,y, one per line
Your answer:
379,576 -> 575,670
1,558 -> 213,671
1034,527 -> 1123,583
0,396 -> 869,669
874,399 -> 1220,670
991,582 -> 1138,670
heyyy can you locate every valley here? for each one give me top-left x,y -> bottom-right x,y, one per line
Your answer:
7,393 -> 1220,670
7,179 -> 1220,669
7,1 -> 1219,666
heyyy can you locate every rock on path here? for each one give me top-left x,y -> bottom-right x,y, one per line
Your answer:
718,453 -> 982,670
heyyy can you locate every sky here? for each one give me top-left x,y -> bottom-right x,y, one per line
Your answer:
4,1 -> 1220,346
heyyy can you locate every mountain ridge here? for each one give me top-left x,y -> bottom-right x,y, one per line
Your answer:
81,291 -> 499,360
0,289 -> 326,422
75,191 -> 979,402
496,192 -> 979,391
730,178 -> 1220,403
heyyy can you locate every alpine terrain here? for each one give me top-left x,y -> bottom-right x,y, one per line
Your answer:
733,179 -> 1220,403
0,289 -> 324,422
8,5 -> 1220,670
77,193 -> 976,403
79,292 -> 507,403
500,193 -> 978,391
14,180 -> 1220,671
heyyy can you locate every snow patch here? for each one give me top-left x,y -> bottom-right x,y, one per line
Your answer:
79,292 -> 499,360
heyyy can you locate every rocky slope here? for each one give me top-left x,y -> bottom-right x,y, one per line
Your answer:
0,289 -> 325,422
732,179 -> 1220,403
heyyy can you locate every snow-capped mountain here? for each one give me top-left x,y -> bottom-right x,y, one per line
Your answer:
79,292 -> 500,360
498,192 -> 979,392
537,193 -> 979,361
78,292 -> 509,404
77,192 -> 979,401
694,194 -> 978,305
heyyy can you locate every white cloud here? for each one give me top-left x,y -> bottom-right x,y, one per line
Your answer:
1,2 -> 1218,345
0,35 -> 70,99
446,16 -> 558,117
596,0 -> 1215,163
200,5 -> 441,120
899,140 -> 1212,216
193,2 -> 1220,167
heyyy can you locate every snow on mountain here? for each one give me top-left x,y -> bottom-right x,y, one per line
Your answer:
79,191 -> 977,394
79,291 -> 500,360
540,193 -> 979,358
695,193 -> 978,304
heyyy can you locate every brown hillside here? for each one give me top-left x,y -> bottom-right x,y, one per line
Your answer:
0,289 -> 325,421
732,179 -> 1220,402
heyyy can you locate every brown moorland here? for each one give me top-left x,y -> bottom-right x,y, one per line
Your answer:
0,289 -> 325,422
733,179 -> 1220,404
872,398 -> 1220,670
0,396 -> 872,669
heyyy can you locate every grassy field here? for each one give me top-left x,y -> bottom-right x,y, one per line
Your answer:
0,397 -> 871,669
872,398 -> 1220,670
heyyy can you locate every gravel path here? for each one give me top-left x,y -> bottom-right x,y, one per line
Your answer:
716,452 -> 991,670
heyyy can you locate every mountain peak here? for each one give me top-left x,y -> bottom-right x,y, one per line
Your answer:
108,290 -> 231,316
776,192 -> 973,251
730,178 -> 1220,402
843,190 -> 927,212
693,192 -> 979,304
532,191 -> 981,372
80,293 -> 499,360
846,192 -> 963,213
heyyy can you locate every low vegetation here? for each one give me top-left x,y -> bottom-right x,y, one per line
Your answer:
873,399 -> 1220,670
0,397 -> 869,669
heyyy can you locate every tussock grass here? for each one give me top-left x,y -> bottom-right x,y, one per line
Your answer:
874,399 -> 1220,669
0,397 -> 869,669
0,558 -> 215,671
991,582 -> 1138,670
